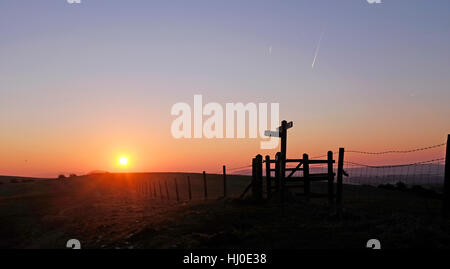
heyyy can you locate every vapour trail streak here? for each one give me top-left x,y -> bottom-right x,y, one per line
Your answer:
312,29 -> 325,68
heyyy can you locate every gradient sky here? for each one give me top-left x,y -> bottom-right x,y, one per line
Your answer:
1,0 -> 449,177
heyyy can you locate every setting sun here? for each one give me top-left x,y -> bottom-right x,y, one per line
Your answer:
119,156 -> 129,166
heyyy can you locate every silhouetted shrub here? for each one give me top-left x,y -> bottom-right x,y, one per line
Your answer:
57,174 -> 66,179
69,174 -> 77,178
378,183 -> 395,190
395,181 -> 407,191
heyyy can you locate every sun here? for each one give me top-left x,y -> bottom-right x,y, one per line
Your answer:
119,156 -> 129,166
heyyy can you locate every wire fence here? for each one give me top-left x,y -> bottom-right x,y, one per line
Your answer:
342,141 -> 446,188
220,139 -> 448,215
227,141 -> 447,186
133,172 -> 252,203
128,139 -> 447,218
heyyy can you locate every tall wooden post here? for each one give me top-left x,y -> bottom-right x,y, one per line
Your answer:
275,152 -> 281,193
174,177 -> 180,202
303,153 -> 310,202
327,151 -> 334,206
280,120 -> 287,165
203,171 -> 208,200
187,176 -> 192,201
252,155 -> 263,200
158,180 -> 163,199
142,180 -> 146,197
251,157 -> 256,196
263,120 -> 292,202
336,148 -> 345,214
257,155 -> 263,199
147,179 -> 153,198
223,165 -> 227,198
443,135 -> 450,217
165,179 -> 170,200
265,155 -> 272,200
280,121 -> 288,203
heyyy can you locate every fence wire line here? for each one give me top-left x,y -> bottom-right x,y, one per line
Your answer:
226,141 -> 447,173
311,141 -> 446,158
227,164 -> 252,171
345,157 -> 445,169
346,142 -> 446,155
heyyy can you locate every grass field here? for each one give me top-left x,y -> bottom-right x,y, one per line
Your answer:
0,173 -> 449,249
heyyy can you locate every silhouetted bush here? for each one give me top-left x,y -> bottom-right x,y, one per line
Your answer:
377,183 -> 396,190
395,181 -> 407,191
57,174 -> 66,179
69,174 -> 77,178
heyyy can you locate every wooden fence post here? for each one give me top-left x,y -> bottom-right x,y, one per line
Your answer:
223,165 -> 227,198
142,180 -> 145,197
187,176 -> 192,201
443,135 -> 450,217
266,155 -> 271,200
275,152 -> 281,193
158,180 -> 163,199
280,121 -> 287,204
174,177 -> 180,202
336,148 -> 345,214
251,157 -> 256,197
165,179 -> 170,200
303,153 -> 310,202
147,179 -> 153,198
327,151 -> 334,206
252,155 -> 263,200
203,171 -> 208,200
257,155 -> 263,200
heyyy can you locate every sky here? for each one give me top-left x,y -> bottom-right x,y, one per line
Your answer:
0,0 -> 449,177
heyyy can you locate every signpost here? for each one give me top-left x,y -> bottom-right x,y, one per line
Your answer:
265,120 -> 293,204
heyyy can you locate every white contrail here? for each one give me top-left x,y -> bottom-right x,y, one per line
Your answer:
311,29 -> 325,69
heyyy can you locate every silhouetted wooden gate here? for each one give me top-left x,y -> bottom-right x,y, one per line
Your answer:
248,120 -> 346,211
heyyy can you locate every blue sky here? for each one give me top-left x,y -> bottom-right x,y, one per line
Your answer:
1,0 -> 449,176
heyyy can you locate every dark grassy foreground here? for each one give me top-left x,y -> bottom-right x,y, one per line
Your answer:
0,173 -> 449,249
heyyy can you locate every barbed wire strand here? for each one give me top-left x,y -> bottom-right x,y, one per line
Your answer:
310,141 -> 446,159
345,157 -> 445,169
346,142 -> 445,155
